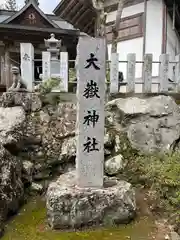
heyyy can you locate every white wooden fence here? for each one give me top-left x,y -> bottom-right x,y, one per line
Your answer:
16,41 -> 180,94
110,53 -> 180,94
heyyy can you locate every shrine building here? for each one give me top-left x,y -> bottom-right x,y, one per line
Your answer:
0,0 -> 80,89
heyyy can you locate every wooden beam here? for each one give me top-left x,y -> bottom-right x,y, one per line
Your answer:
74,8 -> 92,28
68,1 -> 84,19
104,0 -> 144,7
104,0 -> 119,7
60,0 -> 79,18
83,18 -> 95,33
104,0 -> 145,12
79,0 -> 94,10
78,12 -> 94,34
71,4 -> 87,24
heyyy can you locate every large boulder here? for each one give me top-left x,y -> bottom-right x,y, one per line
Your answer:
0,106 -> 26,147
0,92 -> 42,112
20,102 -> 76,171
105,154 -> 125,176
0,145 -> 23,234
59,137 -> 76,163
46,171 -> 136,229
106,96 -> 180,153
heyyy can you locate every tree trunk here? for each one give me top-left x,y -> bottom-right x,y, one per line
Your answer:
111,0 -> 126,53
92,0 -> 109,69
92,0 -> 106,37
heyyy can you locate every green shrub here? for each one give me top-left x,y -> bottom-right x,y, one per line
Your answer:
125,152 -> 180,225
69,68 -> 76,82
39,78 -> 61,95
38,78 -> 61,106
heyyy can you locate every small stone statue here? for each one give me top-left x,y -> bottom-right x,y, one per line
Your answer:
8,66 -> 27,92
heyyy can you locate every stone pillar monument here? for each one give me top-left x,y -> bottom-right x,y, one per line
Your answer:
20,43 -> 34,91
76,37 -> 106,188
46,36 -> 136,230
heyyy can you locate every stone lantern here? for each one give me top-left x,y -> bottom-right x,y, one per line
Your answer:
44,33 -> 61,61
44,33 -> 62,76
44,33 -> 62,91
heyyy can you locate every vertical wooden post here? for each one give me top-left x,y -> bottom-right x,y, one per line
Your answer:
142,54 -> 153,93
159,54 -> 169,93
0,45 -> 4,85
42,51 -> 51,81
126,53 -> 136,93
4,45 -> 11,89
110,53 -> 119,93
20,43 -> 34,91
0,54 -> 5,85
175,54 -> 180,92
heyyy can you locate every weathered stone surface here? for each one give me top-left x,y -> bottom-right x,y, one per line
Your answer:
0,106 -> 26,146
0,92 -> 42,112
57,162 -> 75,174
22,102 -> 76,169
106,96 -> 180,153
30,182 -> 43,194
105,154 -> 125,176
46,171 -> 136,229
170,231 -> 180,240
59,137 -> 76,162
0,145 -> 23,233
104,130 -> 114,149
22,161 -> 34,184
55,103 -> 76,138
76,37 -> 106,188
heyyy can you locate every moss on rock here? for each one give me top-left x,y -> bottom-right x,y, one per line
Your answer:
105,127 -> 138,160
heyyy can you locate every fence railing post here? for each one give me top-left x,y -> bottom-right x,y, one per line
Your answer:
0,55 -> 5,85
175,54 -> 180,92
159,54 -> 169,93
60,51 -> 68,92
20,43 -> 34,91
42,51 -> 51,81
110,53 -> 119,93
142,54 -> 152,93
126,53 -> 136,93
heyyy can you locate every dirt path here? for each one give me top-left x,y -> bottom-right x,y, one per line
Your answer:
136,188 -> 174,240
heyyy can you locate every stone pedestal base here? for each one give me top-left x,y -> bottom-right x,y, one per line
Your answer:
46,171 -> 136,229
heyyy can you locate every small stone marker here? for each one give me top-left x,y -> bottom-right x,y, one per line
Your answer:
175,54 -> 180,92
20,43 -> 34,91
76,37 -> 106,188
60,52 -> 68,92
142,54 -> 152,93
159,54 -> 169,93
110,53 -> 119,93
126,53 -> 136,93
42,51 -> 51,81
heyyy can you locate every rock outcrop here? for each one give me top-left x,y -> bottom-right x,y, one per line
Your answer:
0,92 -> 77,180
0,92 -> 180,234
1,93 -> 180,181
105,154 -> 125,176
0,106 -> 26,147
0,145 -> 23,235
46,171 -> 136,229
106,95 -> 180,153
23,101 -> 76,173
